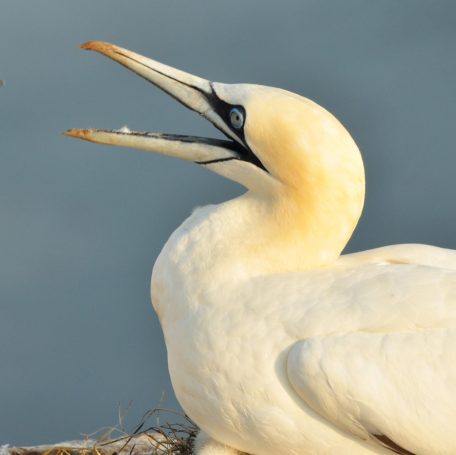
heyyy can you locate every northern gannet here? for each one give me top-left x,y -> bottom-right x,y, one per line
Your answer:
66,42 -> 456,455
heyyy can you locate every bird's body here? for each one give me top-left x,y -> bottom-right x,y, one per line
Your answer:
152,198 -> 456,455
67,41 -> 456,454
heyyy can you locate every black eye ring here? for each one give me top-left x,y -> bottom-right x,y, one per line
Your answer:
229,107 -> 244,130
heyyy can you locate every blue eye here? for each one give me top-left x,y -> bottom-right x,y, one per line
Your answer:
229,107 -> 244,129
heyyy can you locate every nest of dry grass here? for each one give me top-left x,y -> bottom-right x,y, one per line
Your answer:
6,408 -> 198,455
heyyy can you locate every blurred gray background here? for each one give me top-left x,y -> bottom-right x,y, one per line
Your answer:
1,0 -> 455,446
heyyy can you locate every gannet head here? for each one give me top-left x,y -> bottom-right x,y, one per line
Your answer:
66,42 -> 363,192
66,42 -> 365,269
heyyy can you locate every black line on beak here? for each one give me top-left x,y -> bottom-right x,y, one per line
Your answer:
195,157 -> 238,166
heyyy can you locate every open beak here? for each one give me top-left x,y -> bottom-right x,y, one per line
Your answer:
65,41 -> 263,169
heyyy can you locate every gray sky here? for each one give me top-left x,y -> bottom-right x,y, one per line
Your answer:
1,0 -> 455,446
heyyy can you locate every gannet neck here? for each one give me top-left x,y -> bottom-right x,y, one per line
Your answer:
157,173 -> 364,290
240,173 -> 363,273
152,177 -> 363,324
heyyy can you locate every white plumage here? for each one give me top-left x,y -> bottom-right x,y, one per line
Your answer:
67,41 -> 456,455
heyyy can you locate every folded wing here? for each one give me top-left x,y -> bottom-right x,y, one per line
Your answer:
284,248 -> 456,454
288,326 -> 456,454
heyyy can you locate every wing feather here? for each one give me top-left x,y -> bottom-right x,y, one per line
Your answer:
340,244 -> 456,270
287,328 -> 456,454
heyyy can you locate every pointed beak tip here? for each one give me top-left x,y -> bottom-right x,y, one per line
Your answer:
80,40 -> 114,54
80,40 -> 97,50
64,128 -> 91,140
